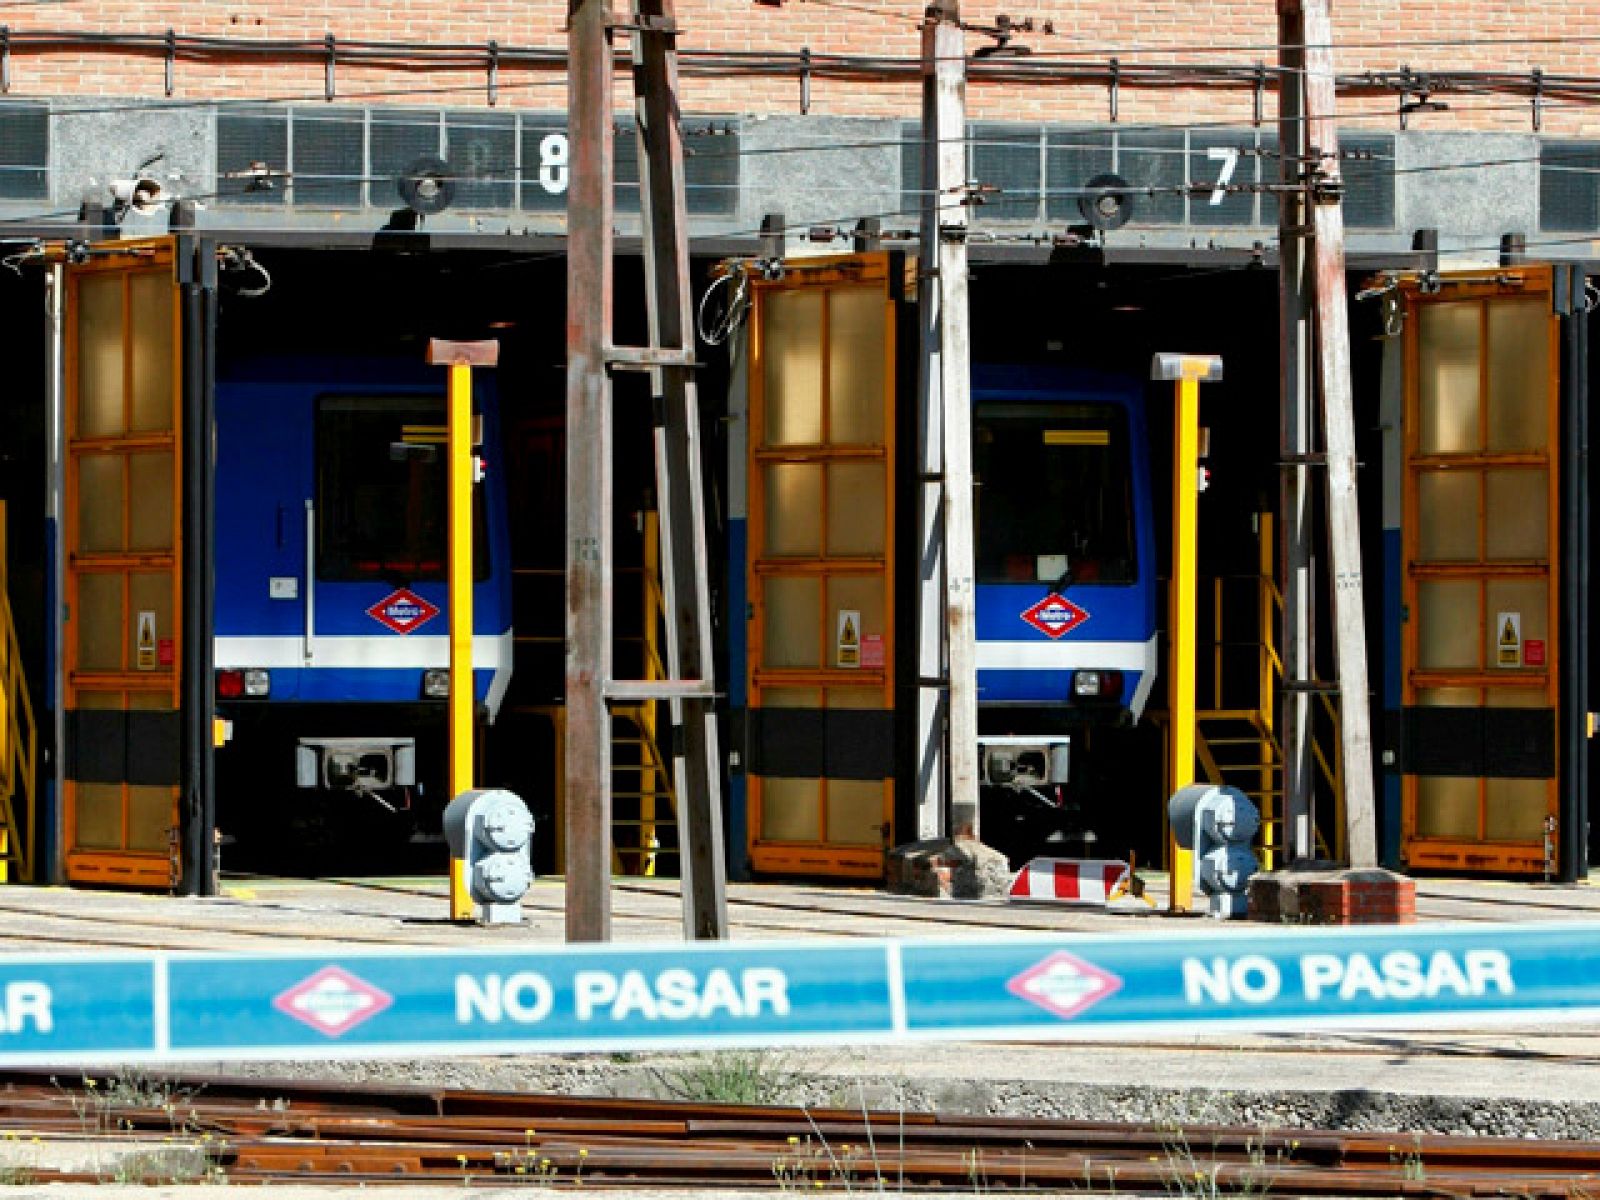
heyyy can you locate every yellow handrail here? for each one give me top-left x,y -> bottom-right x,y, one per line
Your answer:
1194,512 -> 1345,866
0,500 -> 36,883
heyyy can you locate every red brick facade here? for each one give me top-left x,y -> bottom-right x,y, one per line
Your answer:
3,3 -> 1597,135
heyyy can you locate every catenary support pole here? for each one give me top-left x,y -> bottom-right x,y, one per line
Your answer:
1277,10 -> 1314,863
177,232 -> 217,898
1281,0 -> 1378,868
629,0 -> 729,939
917,0 -> 979,839
565,0 -> 615,943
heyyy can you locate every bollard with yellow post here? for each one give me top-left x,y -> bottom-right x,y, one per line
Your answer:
426,338 -> 500,921
1151,352 -> 1223,914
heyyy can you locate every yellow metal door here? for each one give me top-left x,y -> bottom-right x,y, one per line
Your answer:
1400,266 -> 1560,873
64,240 -> 184,887
747,254 -> 895,878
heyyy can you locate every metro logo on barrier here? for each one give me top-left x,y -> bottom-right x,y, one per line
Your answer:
1020,593 -> 1089,639
1006,952 -> 1121,1019
366,588 -> 440,635
5,926 -> 1600,1065
273,966 -> 394,1037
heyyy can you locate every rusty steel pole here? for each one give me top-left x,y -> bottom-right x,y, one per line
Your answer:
1279,0 -> 1378,868
1277,7 -> 1315,863
565,0 -> 615,942
628,0 -> 729,939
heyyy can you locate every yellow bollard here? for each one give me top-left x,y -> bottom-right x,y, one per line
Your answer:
427,340 -> 500,922
1151,353 -> 1223,914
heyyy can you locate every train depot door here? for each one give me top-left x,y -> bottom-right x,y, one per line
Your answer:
63,241 -> 184,886
745,255 -> 896,877
1398,266 -> 1561,873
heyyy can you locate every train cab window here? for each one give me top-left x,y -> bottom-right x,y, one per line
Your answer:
316,394 -> 489,582
974,402 -> 1136,585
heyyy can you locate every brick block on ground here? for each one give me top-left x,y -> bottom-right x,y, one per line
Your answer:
886,836 -> 1012,900
1248,867 -> 1416,925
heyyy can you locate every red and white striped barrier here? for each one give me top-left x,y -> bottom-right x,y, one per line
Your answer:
1007,857 -> 1131,906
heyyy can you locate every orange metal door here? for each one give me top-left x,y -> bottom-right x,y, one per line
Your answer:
1400,266 -> 1560,873
63,240 -> 184,887
747,254 -> 895,878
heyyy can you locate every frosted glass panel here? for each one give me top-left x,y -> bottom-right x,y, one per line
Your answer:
127,785 -> 174,853
77,454 -> 124,554
762,688 -> 821,709
826,779 -> 887,845
77,274 -> 125,438
828,287 -> 886,445
73,783 -> 124,850
1417,471 -> 1478,561
827,463 -> 886,556
1418,302 -> 1480,455
760,777 -> 821,841
764,576 -> 820,668
129,271 -> 175,434
764,464 -> 822,557
1486,300 -> 1550,453
827,687 -> 884,709
128,452 -> 175,552
129,573 -> 175,673
1417,687 -> 1481,707
828,575 -> 885,667
76,572 -> 122,671
1486,579 -> 1547,666
1484,778 -> 1550,842
762,291 -> 823,446
1485,469 -> 1547,560
1417,580 -> 1479,670
1416,776 -> 1478,838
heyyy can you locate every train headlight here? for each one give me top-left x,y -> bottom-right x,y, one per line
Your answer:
422,669 -> 451,699
242,669 -> 271,697
1072,669 -> 1123,698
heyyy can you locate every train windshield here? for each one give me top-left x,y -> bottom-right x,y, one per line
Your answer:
316,394 -> 489,583
974,401 -> 1137,585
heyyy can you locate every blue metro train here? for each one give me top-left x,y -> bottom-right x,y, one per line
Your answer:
971,366 -> 1159,845
211,357 -> 513,854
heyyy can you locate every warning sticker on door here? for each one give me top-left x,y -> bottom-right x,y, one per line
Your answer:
861,633 -> 885,670
1497,611 -> 1522,668
136,611 -> 157,671
837,609 -> 861,669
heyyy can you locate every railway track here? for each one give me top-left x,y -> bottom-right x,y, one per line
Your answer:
3,1070 -> 1598,1195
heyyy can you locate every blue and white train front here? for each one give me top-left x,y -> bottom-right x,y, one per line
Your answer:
211,358 -> 513,852
971,366 -> 1158,834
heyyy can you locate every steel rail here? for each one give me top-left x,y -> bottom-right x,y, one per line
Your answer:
4,1074 -> 1600,1194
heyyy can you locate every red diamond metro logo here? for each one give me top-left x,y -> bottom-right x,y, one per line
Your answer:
273,966 -> 393,1037
1006,951 -> 1122,1020
367,587 -> 440,635
1019,593 -> 1089,639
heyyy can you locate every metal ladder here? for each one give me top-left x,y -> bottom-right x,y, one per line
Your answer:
1194,512 -> 1344,867
0,500 -> 37,882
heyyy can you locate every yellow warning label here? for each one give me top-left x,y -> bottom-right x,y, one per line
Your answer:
135,610 -> 157,671
836,609 -> 861,669
1496,610 -> 1522,668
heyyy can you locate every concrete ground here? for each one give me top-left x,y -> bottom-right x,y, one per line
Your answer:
1,871 -> 1599,1145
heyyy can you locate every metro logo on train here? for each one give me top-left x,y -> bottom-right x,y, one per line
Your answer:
365,587 -> 440,635
1019,592 -> 1090,639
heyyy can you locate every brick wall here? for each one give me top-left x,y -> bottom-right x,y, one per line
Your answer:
4,2 -> 1599,137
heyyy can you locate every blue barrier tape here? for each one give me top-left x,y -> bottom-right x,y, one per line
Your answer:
1,923 -> 1596,1064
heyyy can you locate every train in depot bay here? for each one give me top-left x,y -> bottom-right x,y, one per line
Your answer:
210,357 -> 513,863
970,365 -> 1160,860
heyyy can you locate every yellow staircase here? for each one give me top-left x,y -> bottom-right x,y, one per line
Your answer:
1192,513 -> 1344,868
511,511 -> 679,877
0,500 -> 37,883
